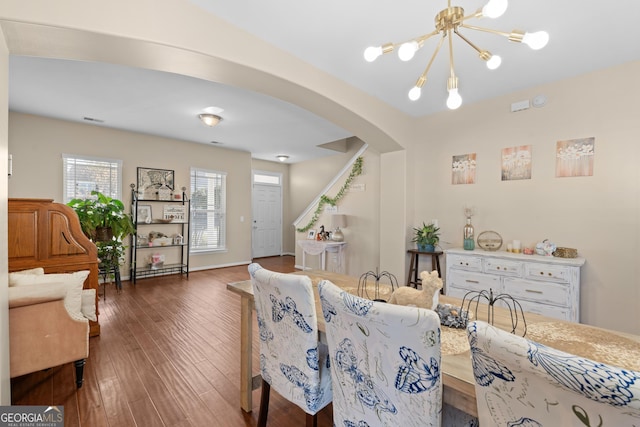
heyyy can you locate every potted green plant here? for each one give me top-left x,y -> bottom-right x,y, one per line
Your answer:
68,191 -> 136,284
68,191 -> 135,242
411,222 -> 440,252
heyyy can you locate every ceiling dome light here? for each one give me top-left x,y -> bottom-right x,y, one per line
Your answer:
199,113 -> 222,127
276,155 -> 289,162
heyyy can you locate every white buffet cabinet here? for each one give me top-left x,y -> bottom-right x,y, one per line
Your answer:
445,248 -> 585,322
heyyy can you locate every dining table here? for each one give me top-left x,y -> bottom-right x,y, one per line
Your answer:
226,270 -> 640,416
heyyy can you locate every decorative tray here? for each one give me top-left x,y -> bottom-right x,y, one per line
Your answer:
477,230 -> 503,251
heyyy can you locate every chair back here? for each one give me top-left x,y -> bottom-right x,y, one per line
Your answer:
467,320 -> 640,426
248,263 -> 332,415
318,279 -> 442,426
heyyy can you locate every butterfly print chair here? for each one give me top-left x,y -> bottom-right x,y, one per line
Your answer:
318,279 -> 442,426
467,320 -> 640,426
248,263 -> 332,427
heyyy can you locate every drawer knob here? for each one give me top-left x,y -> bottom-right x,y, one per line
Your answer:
497,266 -> 500,270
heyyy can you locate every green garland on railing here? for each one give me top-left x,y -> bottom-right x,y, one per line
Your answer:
296,156 -> 364,233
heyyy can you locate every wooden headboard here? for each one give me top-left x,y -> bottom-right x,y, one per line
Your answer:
8,198 -> 100,336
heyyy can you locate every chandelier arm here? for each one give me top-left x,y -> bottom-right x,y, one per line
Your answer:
415,29 -> 442,45
461,9 -> 484,22
454,28 -> 489,59
415,33 -> 447,86
461,23 -> 512,39
448,29 -> 455,79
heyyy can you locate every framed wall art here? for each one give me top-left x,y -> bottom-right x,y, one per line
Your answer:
163,204 -> 187,221
452,153 -> 477,185
556,137 -> 595,177
137,205 -> 152,224
137,167 -> 174,200
501,145 -> 532,181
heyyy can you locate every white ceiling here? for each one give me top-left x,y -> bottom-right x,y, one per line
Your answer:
8,0 -> 640,163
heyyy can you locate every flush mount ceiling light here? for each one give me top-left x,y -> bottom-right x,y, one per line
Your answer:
364,0 -> 549,110
276,155 -> 289,162
198,113 -> 222,127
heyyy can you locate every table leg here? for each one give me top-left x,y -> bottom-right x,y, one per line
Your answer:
240,295 -> 253,412
302,251 -> 307,271
414,253 -> 420,286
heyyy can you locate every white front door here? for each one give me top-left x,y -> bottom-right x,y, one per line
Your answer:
252,183 -> 282,258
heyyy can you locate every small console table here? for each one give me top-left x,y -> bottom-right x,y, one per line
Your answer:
407,249 -> 443,288
298,240 -> 347,273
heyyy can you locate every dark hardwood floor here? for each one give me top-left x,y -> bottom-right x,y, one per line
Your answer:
11,255 -> 334,426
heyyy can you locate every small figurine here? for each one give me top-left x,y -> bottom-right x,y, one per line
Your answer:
535,239 -> 556,256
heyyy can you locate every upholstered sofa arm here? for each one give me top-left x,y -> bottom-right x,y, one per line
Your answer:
8,283 -> 67,309
9,296 -> 89,379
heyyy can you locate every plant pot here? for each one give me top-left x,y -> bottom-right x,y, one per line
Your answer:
95,226 -> 113,242
418,243 -> 435,252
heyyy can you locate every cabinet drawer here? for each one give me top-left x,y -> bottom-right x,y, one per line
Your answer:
447,254 -> 483,272
447,270 -> 500,295
483,258 -> 522,277
524,263 -> 573,283
516,298 -> 572,322
503,278 -> 570,307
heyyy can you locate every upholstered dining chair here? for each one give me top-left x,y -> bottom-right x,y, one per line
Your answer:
318,279 -> 442,426
248,263 -> 332,427
467,320 -> 640,426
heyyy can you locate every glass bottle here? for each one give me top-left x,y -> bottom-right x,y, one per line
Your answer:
463,217 -> 475,250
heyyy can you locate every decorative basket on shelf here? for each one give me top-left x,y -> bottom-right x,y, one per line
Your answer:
553,247 -> 578,258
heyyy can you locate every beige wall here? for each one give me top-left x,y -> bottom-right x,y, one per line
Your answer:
8,113 -> 254,272
293,147 -> 381,276
412,61 -> 640,334
0,27 -> 10,405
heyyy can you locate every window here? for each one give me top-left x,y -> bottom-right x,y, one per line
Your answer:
190,167 -> 227,252
253,172 -> 281,185
62,154 -> 122,203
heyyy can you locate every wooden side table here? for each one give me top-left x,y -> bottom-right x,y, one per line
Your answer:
406,249 -> 443,288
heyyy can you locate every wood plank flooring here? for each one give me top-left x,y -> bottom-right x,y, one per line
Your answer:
11,256 -> 334,426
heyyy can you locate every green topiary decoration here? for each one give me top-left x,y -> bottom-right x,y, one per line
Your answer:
296,157 -> 363,233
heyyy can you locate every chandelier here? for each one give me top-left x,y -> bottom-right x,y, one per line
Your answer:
364,0 -> 549,110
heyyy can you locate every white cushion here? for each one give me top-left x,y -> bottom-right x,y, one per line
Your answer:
81,289 -> 97,322
8,268 -> 45,286
10,271 -> 90,321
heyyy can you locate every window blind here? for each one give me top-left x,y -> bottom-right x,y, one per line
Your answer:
190,167 -> 227,252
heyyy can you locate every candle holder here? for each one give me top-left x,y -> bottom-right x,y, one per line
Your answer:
358,268 -> 398,302
461,288 -> 527,337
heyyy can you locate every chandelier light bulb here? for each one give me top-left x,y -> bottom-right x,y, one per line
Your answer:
446,88 -> 463,110
408,86 -> 422,101
522,31 -> 549,50
482,0 -> 508,18
364,46 -> 383,62
398,41 -> 419,61
486,55 -> 502,70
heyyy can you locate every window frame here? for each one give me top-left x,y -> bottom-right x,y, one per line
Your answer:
190,167 -> 227,254
62,153 -> 123,203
